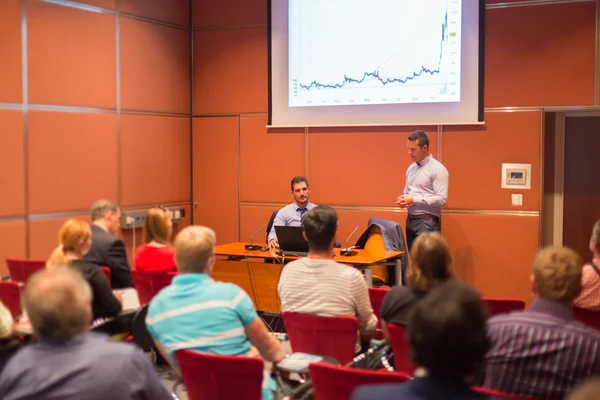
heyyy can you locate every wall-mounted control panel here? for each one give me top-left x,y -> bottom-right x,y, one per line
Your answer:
501,163 -> 531,189
120,207 -> 186,230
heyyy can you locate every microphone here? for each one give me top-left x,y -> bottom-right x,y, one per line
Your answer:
245,223 -> 268,251
340,226 -> 359,256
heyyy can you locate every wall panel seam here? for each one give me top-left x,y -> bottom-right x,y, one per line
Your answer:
487,0 -> 595,10
116,0 -> 122,206
21,0 -> 30,258
193,24 -> 267,31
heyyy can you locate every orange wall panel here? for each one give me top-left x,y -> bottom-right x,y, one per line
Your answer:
29,214 -> 91,260
240,116 -> 304,203
0,110 -> 24,217
193,28 -> 267,115
308,127 -> 438,207
0,0 -> 22,103
443,111 -> 541,211
0,220 -> 27,276
120,19 -> 190,114
240,205 -> 281,244
193,0 -> 266,28
193,117 -> 239,243
28,111 -> 118,214
120,115 -> 190,206
485,2 -> 596,107
443,213 -> 539,303
120,0 -> 189,26
27,1 -> 116,108
77,0 -> 116,10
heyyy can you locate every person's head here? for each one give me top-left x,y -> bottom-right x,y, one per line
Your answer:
302,205 -> 337,253
46,219 -> 92,268
23,268 -> 93,340
566,378 -> 600,400
407,281 -> 490,381
407,130 -> 430,163
407,232 -> 454,293
90,199 -> 121,235
290,176 -> 311,207
589,220 -> 600,256
174,226 -> 216,275
144,206 -> 173,245
531,246 -> 583,306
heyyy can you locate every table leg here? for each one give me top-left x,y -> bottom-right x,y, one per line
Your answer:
365,267 -> 373,287
395,258 -> 403,286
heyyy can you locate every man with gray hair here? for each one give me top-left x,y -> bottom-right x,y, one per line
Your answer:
0,269 -> 171,400
147,226 -> 285,400
84,199 -> 133,288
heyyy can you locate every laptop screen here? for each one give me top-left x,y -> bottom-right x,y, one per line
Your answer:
274,226 -> 308,252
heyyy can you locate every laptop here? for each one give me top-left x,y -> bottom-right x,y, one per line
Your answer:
274,226 -> 309,256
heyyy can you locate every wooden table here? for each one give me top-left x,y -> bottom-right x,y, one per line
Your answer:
212,242 -> 403,313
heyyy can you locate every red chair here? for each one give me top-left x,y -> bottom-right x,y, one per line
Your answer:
131,270 -> 176,305
282,312 -> 358,365
0,281 -> 21,319
175,350 -> 263,400
368,287 -> 389,340
309,362 -> 410,400
386,323 -> 416,374
472,386 -> 547,400
482,298 -> 525,317
100,267 -> 111,283
573,306 -> 600,331
6,258 -> 45,284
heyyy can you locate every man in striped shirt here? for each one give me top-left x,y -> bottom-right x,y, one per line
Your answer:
573,220 -> 600,310
484,246 -> 600,399
278,205 -> 377,353
146,226 -> 285,400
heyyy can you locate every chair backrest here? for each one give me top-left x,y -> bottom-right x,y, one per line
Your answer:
282,312 -> 358,365
482,298 -> 526,317
386,323 -> 416,374
265,211 -> 279,243
131,270 -> 177,305
472,386 -> 548,400
363,226 -> 389,284
175,350 -> 263,400
100,266 -> 111,283
573,306 -> 600,331
0,281 -> 21,319
368,287 -> 389,340
6,258 -> 46,284
309,362 -> 410,400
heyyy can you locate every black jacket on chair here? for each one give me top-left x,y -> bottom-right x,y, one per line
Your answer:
84,224 -> 134,289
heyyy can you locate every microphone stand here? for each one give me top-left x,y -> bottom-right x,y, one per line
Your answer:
340,226 -> 359,256
245,223 -> 268,251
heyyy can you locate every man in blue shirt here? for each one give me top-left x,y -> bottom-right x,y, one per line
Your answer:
0,268 -> 171,400
268,176 -> 317,249
147,226 -> 286,400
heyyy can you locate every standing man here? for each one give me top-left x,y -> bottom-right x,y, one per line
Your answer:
267,176 -> 317,249
396,130 -> 448,250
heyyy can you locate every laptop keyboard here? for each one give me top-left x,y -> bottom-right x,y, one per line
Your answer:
281,251 -> 308,257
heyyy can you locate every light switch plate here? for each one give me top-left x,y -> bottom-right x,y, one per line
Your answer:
511,194 -> 523,206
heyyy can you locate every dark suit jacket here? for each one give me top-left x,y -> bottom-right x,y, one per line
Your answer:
69,259 -> 122,320
84,224 -> 134,289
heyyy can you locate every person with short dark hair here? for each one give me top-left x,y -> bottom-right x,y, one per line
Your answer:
84,199 -> 133,288
353,281 -> 496,400
0,269 -> 171,400
267,176 -> 317,248
278,205 -> 377,352
396,130 -> 449,251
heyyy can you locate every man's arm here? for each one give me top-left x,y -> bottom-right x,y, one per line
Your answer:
107,240 -> 134,289
245,317 -> 286,363
351,272 -> 378,342
154,340 -> 180,374
413,167 -> 448,207
267,209 -> 287,245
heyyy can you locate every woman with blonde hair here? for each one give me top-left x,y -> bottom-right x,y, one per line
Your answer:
134,206 -> 177,272
380,232 -> 454,335
47,219 -> 122,320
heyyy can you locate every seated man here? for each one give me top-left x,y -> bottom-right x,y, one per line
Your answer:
353,281 -> 495,400
574,220 -> 600,310
277,205 -> 377,353
267,176 -> 316,249
146,226 -> 285,400
484,246 -> 600,399
84,199 -> 133,289
0,269 -> 171,400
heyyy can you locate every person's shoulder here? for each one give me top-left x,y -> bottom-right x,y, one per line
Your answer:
352,382 -> 409,400
386,285 -> 419,301
431,156 -> 449,173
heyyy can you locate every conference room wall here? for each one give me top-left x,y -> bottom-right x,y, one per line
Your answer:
191,0 -> 599,302
0,0 -> 192,275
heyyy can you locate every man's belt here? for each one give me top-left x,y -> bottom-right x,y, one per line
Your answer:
407,213 -> 436,220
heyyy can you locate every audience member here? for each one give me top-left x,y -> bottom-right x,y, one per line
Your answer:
0,268 -> 171,400
146,226 -> 285,400
267,176 -> 317,248
353,281 -> 496,400
84,199 -> 134,288
0,302 -> 13,339
47,219 -> 122,320
573,220 -> 600,310
380,232 -> 453,335
278,205 -> 377,352
484,246 -> 600,399
134,206 -> 176,273
566,378 -> 600,400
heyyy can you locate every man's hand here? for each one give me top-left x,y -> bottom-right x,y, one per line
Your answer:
269,238 -> 279,249
395,195 -> 414,208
